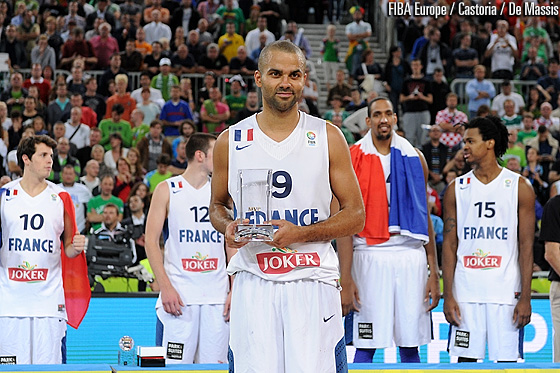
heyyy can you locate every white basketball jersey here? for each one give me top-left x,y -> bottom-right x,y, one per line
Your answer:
227,112 -> 340,284
0,180 -> 67,318
157,176 -> 228,306
454,168 -> 520,304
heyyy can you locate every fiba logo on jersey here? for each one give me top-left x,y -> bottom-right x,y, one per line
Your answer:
182,252 -> 219,273
257,247 -> 320,274
8,261 -> 48,282
463,249 -> 502,269
306,131 -> 317,147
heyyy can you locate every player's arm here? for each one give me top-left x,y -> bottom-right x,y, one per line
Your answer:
223,243 -> 237,321
442,180 -> 461,326
145,181 -> 185,315
514,177 -> 535,328
269,123 -> 365,247
417,149 -> 441,311
337,235 -> 360,316
63,206 -> 86,258
210,130 -> 248,249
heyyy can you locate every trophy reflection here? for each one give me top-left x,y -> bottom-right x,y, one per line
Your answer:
235,169 -> 274,242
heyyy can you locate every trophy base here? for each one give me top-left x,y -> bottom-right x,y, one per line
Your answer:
235,224 -> 274,242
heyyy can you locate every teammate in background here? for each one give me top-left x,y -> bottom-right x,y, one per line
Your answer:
443,116 -> 534,362
0,135 -> 87,364
145,133 -> 229,364
338,97 -> 440,363
210,40 -> 365,372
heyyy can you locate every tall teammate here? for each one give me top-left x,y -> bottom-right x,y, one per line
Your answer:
443,116 -> 534,362
0,135 -> 87,364
338,97 -> 440,363
210,40 -> 365,372
145,133 -> 230,364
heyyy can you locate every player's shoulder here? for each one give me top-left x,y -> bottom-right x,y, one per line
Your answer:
1,179 -> 20,190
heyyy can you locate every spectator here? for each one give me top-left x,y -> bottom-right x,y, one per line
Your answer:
452,33 -> 479,78
64,1 -> 86,31
47,83 -> 71,128
235,89 -> 260,122
0,24 -> 27,69
186,30 -> 205,63
198,71 -> 217,109
144,9 -> 171,45
99,104 -> 132,150
527,125 -> 558,179
224,75 -> 246,126
171,119 -> 196,158
200,87 -> 229,134
90,22 -> 119,69
345,6 -> 370,82
90,144 -> 111,180
0,102 -> 12,132
229,46 -> 257,75
84,17 -> 101,41
105,74 -> 136,122
104,132 -> 129,175
143,0 -> 170,25
135,27 -> 152,56
257,0 -> 281,39
430,68 -> 451,124
121,195 -> 147,278
171,44 -> 196,74
59,27 -> 97,70
68,93 -> 97,129
86,0 -> 116,31
151,58 -> 179,102
521,46 -> 547,81
120,38 -> 143,72
48,137 -> 81,184
250,32 -> 269,61
160,85 -> 193,137
281,21 -> 312,59
323,95 -> 349,122
83,77 -> 106,125
80,159 -> 101,194
170,0 -> 201,34
466,65 -> 496,118
216,0 -> 245,35
132,72 -> 165,109
113,157 -> 135,203
501,99 -> 523,129
419,27 -> 451,79
31,34 -> 56,73
76,127 -> 102,169
21,96 -> 40,126
168,138 -> 188,175
522,17 -> 550,64
399,59 -> 433,147
23,64 -> 51,108
484,20 -> 517,79
129,109 -> 149,148
383,46 -> 410,113
491,80 -> 525,117
195,17 -> 215,47
137,89 -> 161,126
137,120 -> 172,172
17,9 -> 40,56
60,163 -> 92,233
538,58 -> 560,109
179,78 -> 196,112
65,106 -> 91,150
500,128 -> 527,169
353,49 -> 383,88
435,92 -> 468,150
245,3 -> 260,33
245,16 -> 274,55
144,153 -> 172,192
218,22 -> 245,63
422,124 -> 450,192
523,147 -> 548,203
535,102 -> 560,136
98,53 -> 129,98
87,174 -> 124,231
345,87 -> 367,113
451,19 -> 485,58
44,16 -> 64,63
404,17 -> 426,59
518,112 -> 538,146
303,67 -> 320,117
67,66 -> 87,96
1,72 -> 28,117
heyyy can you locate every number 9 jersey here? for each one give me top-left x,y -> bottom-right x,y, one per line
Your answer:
227,112 -> 340,285
0,180 -> 67,319
454,168 -> 520,305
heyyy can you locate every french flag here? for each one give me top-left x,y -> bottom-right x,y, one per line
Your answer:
5,189 -> 17,196
170,181 -> 183,189
234,129 -> 253,142
459,178 -> 470,186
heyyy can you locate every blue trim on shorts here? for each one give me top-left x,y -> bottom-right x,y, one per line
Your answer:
518,326 -> 524,359
335,336 -> 348,373
155,316 -> 163,346
61,331 -> 67,364
446,325 -> 452,353
228,346 -> 234,373
344,311 -> 353,345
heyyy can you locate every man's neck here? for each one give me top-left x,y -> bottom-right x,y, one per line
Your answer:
371,133 -> 391,155
106,223 -> 118,231
111,66 -> 120,74
86,89 -> 96,96
182,166 -> 208,189
256,106 -> 300,142
472,161 -> 502,184
19,175 -> 48,197
63,181 -> 74,187
430,139 -> 440,147
411,73 -> 423,79
132,210 -> 144,219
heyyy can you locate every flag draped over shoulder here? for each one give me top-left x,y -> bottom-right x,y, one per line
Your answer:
349,131 -> 429,245
59,191 -> 91,329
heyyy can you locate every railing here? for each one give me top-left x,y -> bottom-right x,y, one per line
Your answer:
449,78 -> 538,107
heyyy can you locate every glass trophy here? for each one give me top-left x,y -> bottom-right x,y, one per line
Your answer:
235,169 -> 274,242
118,336 -> 135,366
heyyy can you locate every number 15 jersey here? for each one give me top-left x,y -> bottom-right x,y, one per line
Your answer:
454,168 -> 520,305
227,112 -> 340,285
